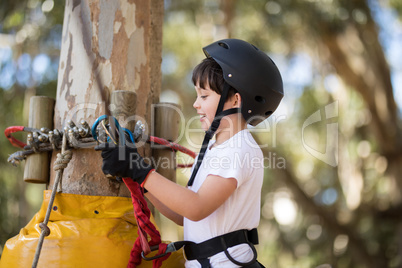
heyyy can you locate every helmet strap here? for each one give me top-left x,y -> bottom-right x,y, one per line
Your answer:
188,82 -> 241,186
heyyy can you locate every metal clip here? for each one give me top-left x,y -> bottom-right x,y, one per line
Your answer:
141,243 -> 177,261
133,120 -> 145,141
78,120 -> 90,137
141,245 -> 168,261
40,127 -> 50,133
38,134 -> 48,143
28,133 -> 40,153
49,130 -> 62,150
68,128 -> 80,148
67,120 -> 76,128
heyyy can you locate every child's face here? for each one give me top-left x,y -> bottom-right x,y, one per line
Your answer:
193,84 -> 221,131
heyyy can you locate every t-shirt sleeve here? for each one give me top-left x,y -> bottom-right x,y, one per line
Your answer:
204,148 -> 250,188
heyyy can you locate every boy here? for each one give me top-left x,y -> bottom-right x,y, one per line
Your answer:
98,39 -> 283,267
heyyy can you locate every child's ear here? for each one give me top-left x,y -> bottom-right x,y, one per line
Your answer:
233,93 -> 242,108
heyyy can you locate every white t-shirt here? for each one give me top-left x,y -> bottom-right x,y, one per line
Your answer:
184,129 -> 264,267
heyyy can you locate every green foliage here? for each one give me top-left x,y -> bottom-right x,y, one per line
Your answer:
0,0 -> 62,255
0,89 -> 25,252
390,0 -> 402,20
163,1 -> 402,267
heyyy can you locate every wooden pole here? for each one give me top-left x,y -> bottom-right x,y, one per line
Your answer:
24,96 -> 55,183
152,103 -> 181,182
152,102 -> 181,240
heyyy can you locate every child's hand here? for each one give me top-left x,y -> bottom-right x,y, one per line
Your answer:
95,142 -> 153,185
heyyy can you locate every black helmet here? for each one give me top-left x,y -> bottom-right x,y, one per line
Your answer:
203,39 -> 284,126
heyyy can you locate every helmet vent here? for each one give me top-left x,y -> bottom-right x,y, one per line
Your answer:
255,96 -> 266,103
218,42 -> 229,49
265,111 -> 273,116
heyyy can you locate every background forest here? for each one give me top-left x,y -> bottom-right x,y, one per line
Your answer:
1,0 -> 402,267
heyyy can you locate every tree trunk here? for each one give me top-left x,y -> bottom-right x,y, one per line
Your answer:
316,1 -> 402,201
49,0 -> 164,197
279,1 -> 402,266
220,0 -> 235,38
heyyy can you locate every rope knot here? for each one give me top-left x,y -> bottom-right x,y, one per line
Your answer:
53,150 -> 72,171
39,222 -> 51,236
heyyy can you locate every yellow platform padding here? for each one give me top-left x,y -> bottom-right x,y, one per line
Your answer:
0,190 -> 185,268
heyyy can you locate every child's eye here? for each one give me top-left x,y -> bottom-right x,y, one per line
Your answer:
200,95 -> 208,99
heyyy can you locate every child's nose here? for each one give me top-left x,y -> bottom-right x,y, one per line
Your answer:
193,99 -> 200,109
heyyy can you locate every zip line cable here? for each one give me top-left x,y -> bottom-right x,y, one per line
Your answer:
5,120 -> 196,167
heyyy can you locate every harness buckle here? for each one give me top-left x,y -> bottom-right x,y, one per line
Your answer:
141,243 -> 177,261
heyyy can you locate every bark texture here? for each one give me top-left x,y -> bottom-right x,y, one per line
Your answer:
49,0 -> 164,197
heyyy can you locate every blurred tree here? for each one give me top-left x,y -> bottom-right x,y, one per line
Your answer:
0,0 -> 64,254
163,0 -> 402,267
256,1 -> 402,267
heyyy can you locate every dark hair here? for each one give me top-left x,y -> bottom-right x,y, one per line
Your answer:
192,57 -> 237,98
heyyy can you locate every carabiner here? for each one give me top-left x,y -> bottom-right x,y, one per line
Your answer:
141,245 -> 168,261
91,115 -> 126,145
141,243 -> 178,261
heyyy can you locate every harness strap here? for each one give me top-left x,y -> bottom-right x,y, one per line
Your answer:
170,228 -> 258,267
188,82 -> 231,186
188,83 -> 241,187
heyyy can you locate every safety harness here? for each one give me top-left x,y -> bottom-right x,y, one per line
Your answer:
170,229 -> 259,267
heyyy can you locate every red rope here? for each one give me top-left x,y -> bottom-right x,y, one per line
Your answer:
4,126 -> 26,148
150,136 -> 196,159
154,243 -> 169,267
123,177 -> 171,268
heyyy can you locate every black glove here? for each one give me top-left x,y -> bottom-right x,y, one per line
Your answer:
95,142 -> 153,185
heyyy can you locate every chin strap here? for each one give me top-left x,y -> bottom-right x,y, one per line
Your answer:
188,82 -> 241,187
